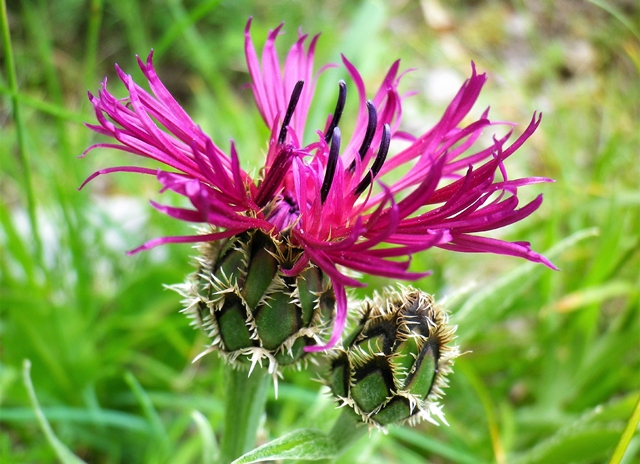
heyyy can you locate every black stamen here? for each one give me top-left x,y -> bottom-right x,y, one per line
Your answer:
321,127 -> 341,204
348,100 -> 378,172
369,123 -> 391,177
324,80 -> 347,144
277,80 -> 305,145
255,147 -> 293,207
353,124 -> 391,196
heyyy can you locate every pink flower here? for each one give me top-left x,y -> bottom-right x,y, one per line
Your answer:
81,18 -> 555,351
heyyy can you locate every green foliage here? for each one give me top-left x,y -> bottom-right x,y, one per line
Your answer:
232,429 -> 337,463
1,0 -> 638,463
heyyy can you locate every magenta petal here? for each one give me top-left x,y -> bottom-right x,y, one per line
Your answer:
331,253 -> 430,281
149,200 -> 205,222
297,241 -> 364,288
79,166 -> 158,190
304,280 -> 347,352
127,229 -> 244,255
439,234 -> 557,270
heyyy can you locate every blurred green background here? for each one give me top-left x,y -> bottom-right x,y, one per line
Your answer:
1,0 -> 638,463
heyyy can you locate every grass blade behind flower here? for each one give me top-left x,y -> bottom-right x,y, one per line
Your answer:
609,395 -> 640,464
22,360 -> 87,464
125,371 -> 170,458
191,410 -> 220,464
452,227 -> 599,342
1,0 -> 42,264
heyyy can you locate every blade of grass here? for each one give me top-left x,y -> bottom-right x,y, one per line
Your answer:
0,199 -> 36,285
23,0 -> 71,154
575,206 -> 634,346
454,227 -> 599,342
389,427 -> 487,464
456,358 -> 506,464
110,1 -> 149,55
112,391 -> 223,415
609,395 -> 640,464
191,410 -> 219,464
0,84 -> 87,123
0,406 -> 150,432
154,0 -> 223,59
10,298 -> 74,393
162,0 -> 219,84
22,360 -> 87,464
83,0 -> 103,93
1,0 -> 42,263
587,0 -> 640,41
550,281 -> 636,313
124,371 -> 170,455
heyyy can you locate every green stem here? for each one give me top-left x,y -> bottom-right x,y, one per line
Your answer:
219,366 -> 271,464
328,408 -> 368,452
312,408 -> 368,463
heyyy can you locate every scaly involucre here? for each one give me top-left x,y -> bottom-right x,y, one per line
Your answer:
82,18 -> 555,350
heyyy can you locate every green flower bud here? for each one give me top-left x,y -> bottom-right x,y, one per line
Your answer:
326,287 -> 458,428
172,230 -> 335,377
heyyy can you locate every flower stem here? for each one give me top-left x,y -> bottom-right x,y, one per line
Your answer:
219,366 -> 271,464
328,407 -> 367,452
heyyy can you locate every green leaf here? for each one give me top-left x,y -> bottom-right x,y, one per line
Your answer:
231,429 -> 337,463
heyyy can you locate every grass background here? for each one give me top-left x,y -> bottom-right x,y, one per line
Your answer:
1,0 -> 639,463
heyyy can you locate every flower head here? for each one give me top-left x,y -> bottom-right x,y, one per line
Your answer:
81,18 -> 555,352
326,286 -> 459,428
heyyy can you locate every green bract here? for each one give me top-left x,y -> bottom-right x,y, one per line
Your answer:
173,230 -> 335,376
327,287 -> 458,428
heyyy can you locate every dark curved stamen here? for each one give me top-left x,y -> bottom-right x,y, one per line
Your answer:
354,123 -> 391,196
255,146 -> 294,207
324,80 -> 347,144
277,80 -> 305,145
321,127 -> 341,204
348,100 -> 378,172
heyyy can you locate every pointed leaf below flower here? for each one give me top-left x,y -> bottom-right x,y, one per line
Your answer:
231,429 -> 336,463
